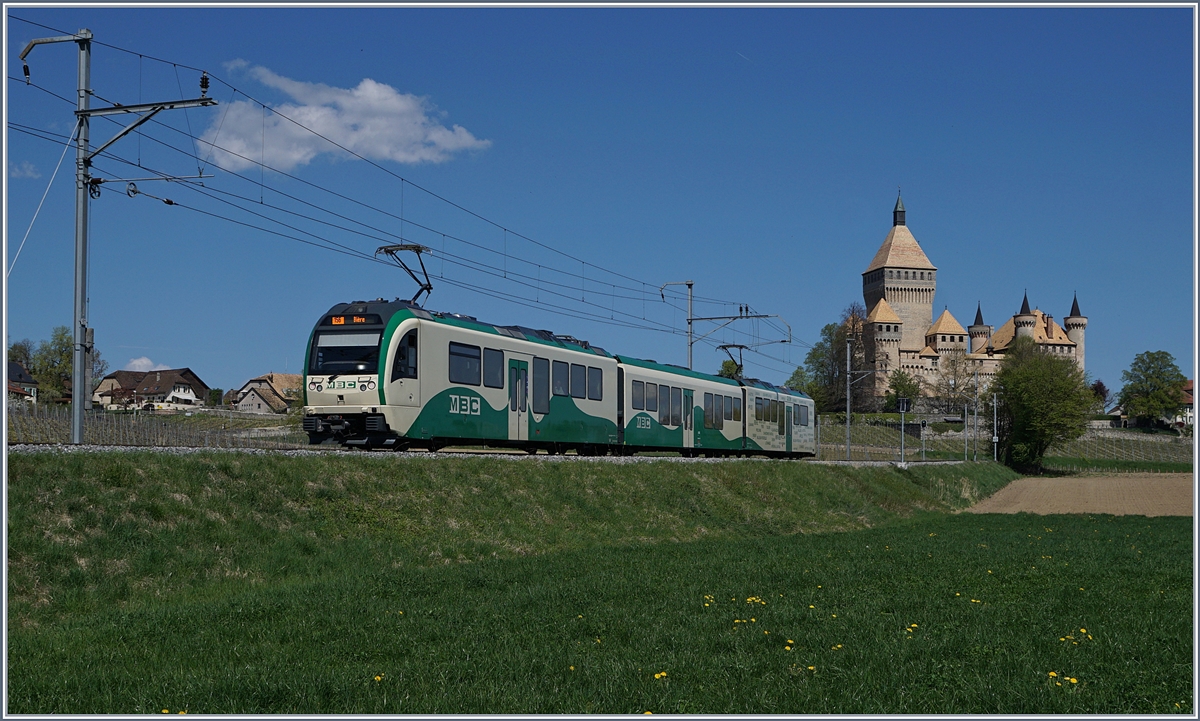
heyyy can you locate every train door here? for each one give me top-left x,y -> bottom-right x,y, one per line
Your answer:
785,404 -> 793,453
508,356 -> 529,442
683,389 -> 694,450
387,327 -> 420,407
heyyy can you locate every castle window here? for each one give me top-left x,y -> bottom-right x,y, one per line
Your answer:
878,325 -> 883,332
919,272 -> 924,280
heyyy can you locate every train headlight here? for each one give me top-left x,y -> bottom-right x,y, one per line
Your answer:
309,381 -> 318,390
366,381 -> 376,390
315,384 -> 323,392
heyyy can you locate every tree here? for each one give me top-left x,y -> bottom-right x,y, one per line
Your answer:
29,326 -> 73,401
1118,351 -> 1187,425
8,338 -> 34,369
797,302 -> 871,414
883,369 -> 922,412
717,360 -> 741,379
1090,380 -> 1111,413
932,349 -> 976,414
992,336 -> 1094,471
208,388 -> 225,406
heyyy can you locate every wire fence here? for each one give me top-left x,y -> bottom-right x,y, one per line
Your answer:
815,414 -> 1194,466
6,403 -> 310,449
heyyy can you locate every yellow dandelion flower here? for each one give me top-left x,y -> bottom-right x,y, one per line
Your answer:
817,585 -> 822,588
1048,672 -> 1057,677
955,593 -> 960,596
375,675 -> 382,682
570,666 -> 575,671
644,712 -> 653,715
1080,628 -> 1086,633
764,631 -> 769,634
178,713 -> 186,716
987,570 -> 992,574
1056,682 -> 1062,686
787,639 -> 794,644
162,711 -> 169,715
1069,678 -> 1077,684
398,611 -> 403,615
809,605 -> 815,609
807,666 -> 815,670
784,646 -> 791,651
1087,635 -> 1092,640
836,644 -> 842,648
661,671 -> 667,677
832,614 -> 837,618
578,614 -> 583,618
1060,637 -> 1065,641
704,603 -> 709,607
910,624 -> 918,628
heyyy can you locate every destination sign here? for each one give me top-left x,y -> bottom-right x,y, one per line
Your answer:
324,314 -> 382,326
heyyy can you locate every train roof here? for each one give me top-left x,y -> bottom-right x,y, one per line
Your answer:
318,299 -> 614,358
613,355 -> 741,386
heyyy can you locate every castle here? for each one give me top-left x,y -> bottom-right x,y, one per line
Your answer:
861,194 -> 1087,398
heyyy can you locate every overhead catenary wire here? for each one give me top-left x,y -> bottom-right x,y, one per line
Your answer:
6,28 -> 803,374
7,118 -> 80,278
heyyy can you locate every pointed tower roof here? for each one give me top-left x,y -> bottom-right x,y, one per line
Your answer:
973,302 -> 985,327
866,298 -> 902,323
927,308 -> 966,337
1069,293 -> 1082,317
864,224 -> 936,273
1019,292 -> 1031,315
893,191 -> 906,226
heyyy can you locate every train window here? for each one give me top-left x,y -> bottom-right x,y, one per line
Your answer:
793,403 -> 801,425
448,342 -> 481,386
390,330 -> 418,382
533,357 -> 550,414
645,383 -> 658,412
570,364 -> 587,399
714,397 -> 723,430
632,380 -> 645,410
703,393 -> 713,429
552,360 -> 569,396
724,395 -> 733,421
312,331 -> 381,374
658,385 -> 671,425
483,348 -> 504,389
754,397 -> 762,421
778,401 -> 786,434
799,404 -> 809,426
587,367 -> 603,401
733,397 -> 742,422
671,387 -> 682,427
771,399 -> 779,423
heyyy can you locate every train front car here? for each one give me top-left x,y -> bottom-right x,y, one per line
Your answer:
303,299 -> 422,449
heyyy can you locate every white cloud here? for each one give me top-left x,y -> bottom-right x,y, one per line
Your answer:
124,356 -> 171,372
8,161 -> 41,179
200,64 -> 491,173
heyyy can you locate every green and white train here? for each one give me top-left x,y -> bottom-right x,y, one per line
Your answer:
302,298 -> 815,457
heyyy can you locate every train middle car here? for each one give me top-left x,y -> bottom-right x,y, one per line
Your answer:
302,298 -> 815,457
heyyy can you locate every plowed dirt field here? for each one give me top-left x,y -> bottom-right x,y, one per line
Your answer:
965,473 -> 1193,516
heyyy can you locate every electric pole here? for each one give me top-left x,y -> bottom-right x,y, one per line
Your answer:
21,30 -> 216,443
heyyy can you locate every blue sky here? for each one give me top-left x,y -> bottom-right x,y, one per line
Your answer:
5,6 -> 1195,397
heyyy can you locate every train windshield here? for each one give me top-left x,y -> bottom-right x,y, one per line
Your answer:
309,331 -> 381,374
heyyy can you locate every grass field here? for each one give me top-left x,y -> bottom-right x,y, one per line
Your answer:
6,451 -> 1191,713
1042,457 -> 1194,474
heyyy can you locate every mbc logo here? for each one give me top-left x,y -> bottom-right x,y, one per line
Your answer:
449,395 -> 481,416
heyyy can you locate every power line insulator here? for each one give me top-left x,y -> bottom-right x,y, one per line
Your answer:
199,72 -> 209,97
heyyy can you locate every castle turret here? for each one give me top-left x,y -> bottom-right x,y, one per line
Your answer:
1014,292 -> 1036,339
968,302 -> 993,354
865,298 -> 903,396
1063,293 -> 1087,371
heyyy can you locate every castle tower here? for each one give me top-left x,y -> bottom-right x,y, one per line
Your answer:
862,193 -> 937,354
865,298 -> 903,395
1013,292 -> 1037,339
1063,293 -> 1087,371
968,302 -> 992,354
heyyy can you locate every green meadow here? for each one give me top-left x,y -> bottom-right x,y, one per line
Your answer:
6,451 -> 1192,714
